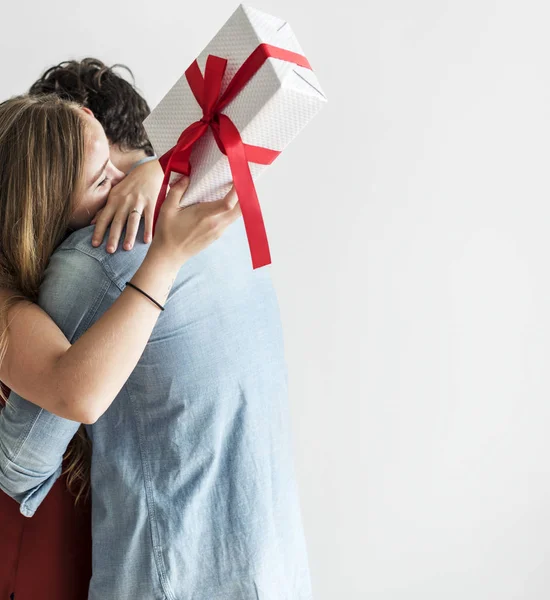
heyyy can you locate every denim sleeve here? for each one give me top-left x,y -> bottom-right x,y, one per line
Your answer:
0,248 -> 117,517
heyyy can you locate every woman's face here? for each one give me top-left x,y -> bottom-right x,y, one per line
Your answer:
68,108 -> 125,230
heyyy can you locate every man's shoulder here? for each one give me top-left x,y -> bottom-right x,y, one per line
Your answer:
36,224 -> 150,342
53,223 -> 149,291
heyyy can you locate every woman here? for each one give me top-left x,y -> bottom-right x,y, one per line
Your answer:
2,57 -> 170,598
0,58 -> 168,599
0,93 -> 240,595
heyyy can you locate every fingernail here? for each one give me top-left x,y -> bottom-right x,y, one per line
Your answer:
107,246 -> 114,252
92,240 -> 99,246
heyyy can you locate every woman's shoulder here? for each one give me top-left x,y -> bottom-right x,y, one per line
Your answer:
0,289 -> 34,329
0,288 -> 32,309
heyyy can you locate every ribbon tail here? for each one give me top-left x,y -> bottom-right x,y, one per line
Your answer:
152,156 -> 173,238
218,114 -> 271,269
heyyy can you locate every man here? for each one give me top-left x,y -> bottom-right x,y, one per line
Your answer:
0,61 -> 313,598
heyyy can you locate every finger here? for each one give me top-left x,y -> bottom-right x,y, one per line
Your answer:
221,199 -> 242,225
123,211 -> 143,250
91,207 -> 115,247
90,209 -> 102,226
230,200 -> 242,220
164,175 -> 190,210
206,186 -> 238,215
143,207 -> 154,244
105,214 -> 128,253
224,186 -> 238,209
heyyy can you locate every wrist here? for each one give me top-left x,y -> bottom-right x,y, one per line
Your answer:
146,240 -> 184,274
129,248 -> 180,307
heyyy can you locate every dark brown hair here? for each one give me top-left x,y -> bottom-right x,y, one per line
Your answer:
29,57 -> 154,156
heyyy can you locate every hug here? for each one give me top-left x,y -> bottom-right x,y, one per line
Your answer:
0,55 -> 312,600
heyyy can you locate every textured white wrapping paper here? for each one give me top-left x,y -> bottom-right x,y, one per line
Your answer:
143,4 -> 327,208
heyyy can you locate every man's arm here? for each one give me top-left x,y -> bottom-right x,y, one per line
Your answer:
0,247 -> 121,516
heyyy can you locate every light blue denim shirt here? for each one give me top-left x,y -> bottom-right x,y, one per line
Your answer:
0,217 -> 312,600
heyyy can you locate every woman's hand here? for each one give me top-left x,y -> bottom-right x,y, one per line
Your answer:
91,159 -> 165,253
150,175 -> 242,267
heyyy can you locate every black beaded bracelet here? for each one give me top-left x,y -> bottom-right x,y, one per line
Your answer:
125,281 -> 165,311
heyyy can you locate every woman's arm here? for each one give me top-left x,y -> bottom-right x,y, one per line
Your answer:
0,177 -> 240,425
0,243 -> 179,425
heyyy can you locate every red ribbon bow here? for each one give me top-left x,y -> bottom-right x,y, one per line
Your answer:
152,43 -> 312,269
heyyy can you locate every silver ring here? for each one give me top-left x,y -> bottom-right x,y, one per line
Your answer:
130,208 -> 142,217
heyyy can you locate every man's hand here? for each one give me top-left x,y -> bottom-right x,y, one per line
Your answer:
91,159 -> 165,253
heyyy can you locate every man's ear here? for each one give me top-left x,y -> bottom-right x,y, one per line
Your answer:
80,106 -> 94,118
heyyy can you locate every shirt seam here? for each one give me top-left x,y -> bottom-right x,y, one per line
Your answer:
54,245 -> 130,291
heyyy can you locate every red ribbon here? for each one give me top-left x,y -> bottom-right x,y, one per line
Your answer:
152,43 -> 312,269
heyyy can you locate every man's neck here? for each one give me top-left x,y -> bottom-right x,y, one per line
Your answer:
109,144 -> 148,174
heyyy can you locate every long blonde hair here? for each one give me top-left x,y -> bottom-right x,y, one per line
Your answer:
0,93 -> 92,505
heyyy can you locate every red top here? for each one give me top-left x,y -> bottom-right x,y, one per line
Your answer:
0,388 -> 92,599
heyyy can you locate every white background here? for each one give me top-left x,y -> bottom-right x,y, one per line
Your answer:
1,1 -> 548,598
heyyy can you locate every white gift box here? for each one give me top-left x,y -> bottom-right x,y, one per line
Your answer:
143,4 -> 327,209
